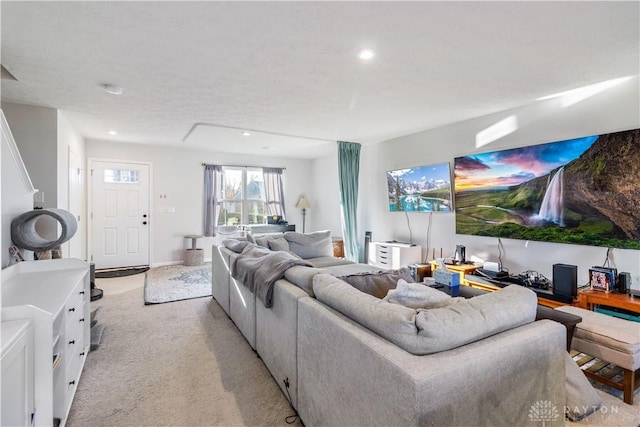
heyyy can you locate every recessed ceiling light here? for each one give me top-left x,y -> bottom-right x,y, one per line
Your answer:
357,48 -> 375,60
102,83 -> 123,95
108,130 -> 118,135
242,131 -> 251,137
262,146 -> 275,150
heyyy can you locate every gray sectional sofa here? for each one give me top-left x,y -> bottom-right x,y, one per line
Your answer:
211,231 -> 567,426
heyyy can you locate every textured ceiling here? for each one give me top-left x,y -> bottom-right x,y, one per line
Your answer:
1,1 -> 638,159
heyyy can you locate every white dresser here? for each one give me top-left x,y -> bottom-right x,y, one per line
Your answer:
1,318 -> 34,426
368,242 -> 422,269
2,259 -> 90,427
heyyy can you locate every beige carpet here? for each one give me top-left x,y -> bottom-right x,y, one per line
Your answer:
67,275 -> 301,427
69,275 -> 639,426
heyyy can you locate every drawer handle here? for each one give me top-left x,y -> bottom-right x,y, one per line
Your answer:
79,291 -> 85,295
79,318 -> 85,322
69,340 -> 75,345
68,307 -> 75,312
80,352 -> 85,356
69,380 -> 75,386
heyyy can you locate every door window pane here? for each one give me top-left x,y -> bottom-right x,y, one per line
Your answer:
104,169 -> 139,183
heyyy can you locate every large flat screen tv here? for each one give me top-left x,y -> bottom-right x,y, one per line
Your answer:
454,128 -> 640,249
387,162 -> 453,212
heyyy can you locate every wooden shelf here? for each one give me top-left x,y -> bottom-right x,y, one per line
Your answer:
577,289 -> 640,314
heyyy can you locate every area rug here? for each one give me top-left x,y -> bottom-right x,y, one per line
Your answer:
144,263 -> 212,304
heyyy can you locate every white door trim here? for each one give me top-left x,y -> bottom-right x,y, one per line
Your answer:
88,157 -> 153,267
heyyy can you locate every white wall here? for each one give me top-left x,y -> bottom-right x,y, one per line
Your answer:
1,103 -> 57,214
316,76 -> 640,288
1,103 -> 87,261
1,110 -> 37,267
57,112 -> 86,259
85,140 -> 313,265
311,151 -> 342,236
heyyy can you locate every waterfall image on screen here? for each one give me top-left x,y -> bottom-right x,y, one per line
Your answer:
387,162 -> 452,212
454,128 -> 640,249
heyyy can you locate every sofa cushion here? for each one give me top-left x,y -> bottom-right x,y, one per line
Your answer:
313,273 -> 419,348
313,274 -> 538,355
246,234 -> 256,244
305,256 -> 354,269
337,267 -> 414,299
268,236 -> 290,252
284,265 -> 327,296
323,263 -> 381,276
254,235 -> 271,248
222,239 -> 249,253
414,285 -> 538,354
385,279 -> 464,309
284,231 -> 333,259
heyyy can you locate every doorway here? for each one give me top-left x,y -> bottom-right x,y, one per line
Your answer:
89,159 -> 150,269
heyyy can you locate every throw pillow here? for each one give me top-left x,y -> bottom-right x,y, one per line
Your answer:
284,230 -> 333,259
385,279 -> 464,309
338,267 -> 414,299
246,234 -> 256,244
254,235 -> 271,248
268,236 -> 290,252
222,239 -> 249,253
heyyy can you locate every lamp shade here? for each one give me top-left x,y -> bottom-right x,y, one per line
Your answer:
296,195 -> 310,210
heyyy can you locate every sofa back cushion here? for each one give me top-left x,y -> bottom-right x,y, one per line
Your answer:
337,267 -> 414,299
284,265 -> 327,296
268,236 -> 290,252
284,231 -> 333,259
222,239 -> 249,253
313,274 -> 538,355
414,285 -> 537,353
313,274 -> 419,349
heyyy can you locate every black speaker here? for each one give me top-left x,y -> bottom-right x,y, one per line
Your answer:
553,263 -> 577,298
363,231 -> 372,264
618,272 -> 631,294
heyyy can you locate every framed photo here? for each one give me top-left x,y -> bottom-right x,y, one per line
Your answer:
589,268 -> 615,292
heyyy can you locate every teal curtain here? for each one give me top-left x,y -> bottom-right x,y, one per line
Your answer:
337,141 -> 361,261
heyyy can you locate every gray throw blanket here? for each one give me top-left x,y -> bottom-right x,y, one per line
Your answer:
230,244 -> 312,307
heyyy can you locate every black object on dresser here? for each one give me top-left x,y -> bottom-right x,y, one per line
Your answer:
552,263 -> 577,299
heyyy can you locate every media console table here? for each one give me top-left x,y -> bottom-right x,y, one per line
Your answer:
577,289 -> 640,314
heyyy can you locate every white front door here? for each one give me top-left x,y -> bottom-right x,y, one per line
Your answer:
90,160 -> 150,269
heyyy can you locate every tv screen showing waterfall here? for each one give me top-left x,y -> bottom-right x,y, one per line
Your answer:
453,128 -> 640,249
387,162 -> 453,212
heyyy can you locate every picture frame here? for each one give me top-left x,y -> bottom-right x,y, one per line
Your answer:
588,267 -> 616,292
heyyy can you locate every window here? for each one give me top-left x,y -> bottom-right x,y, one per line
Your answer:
217,167 -> 266,226
104,169 -> 139,183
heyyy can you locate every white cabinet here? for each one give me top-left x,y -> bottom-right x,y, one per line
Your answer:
2,259 -> 90,427
1,319 -> 34,426
368,242 -> 422,269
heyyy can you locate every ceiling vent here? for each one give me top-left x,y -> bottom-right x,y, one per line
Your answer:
1,65 -> 18,81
